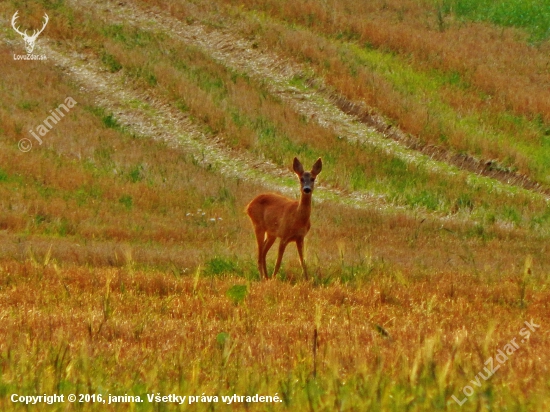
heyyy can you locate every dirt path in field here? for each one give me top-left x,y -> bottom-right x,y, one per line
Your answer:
67,0 -> 550,199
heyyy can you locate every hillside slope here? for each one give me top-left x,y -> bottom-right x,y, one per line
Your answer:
0,0 -> 549,410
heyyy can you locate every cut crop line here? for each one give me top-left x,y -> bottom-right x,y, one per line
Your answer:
0,33 -> 477,233
66,0 -> 549,204
0,29 -> 390,214
0,23 -> 543,233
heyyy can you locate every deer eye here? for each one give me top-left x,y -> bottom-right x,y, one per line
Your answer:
300,178 -> 305,183
311,177 -> 315,182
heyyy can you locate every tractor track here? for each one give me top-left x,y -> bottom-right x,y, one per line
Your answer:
0,31 -> 388,213
0,0 -> 547,229
68,0 -> 550,201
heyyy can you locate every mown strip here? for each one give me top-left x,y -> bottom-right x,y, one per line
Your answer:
54,0 -> 550,229
199,0 -> 550,183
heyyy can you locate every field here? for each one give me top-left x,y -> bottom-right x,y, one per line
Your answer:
0,0 -> 549,410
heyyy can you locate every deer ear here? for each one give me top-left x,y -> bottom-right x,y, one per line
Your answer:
311,158 -> 323,176
293,157 -> 304,175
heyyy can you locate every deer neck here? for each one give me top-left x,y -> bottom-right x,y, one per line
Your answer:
297,192 -> 312,221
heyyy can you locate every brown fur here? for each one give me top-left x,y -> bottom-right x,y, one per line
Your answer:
246,157 -> 322,280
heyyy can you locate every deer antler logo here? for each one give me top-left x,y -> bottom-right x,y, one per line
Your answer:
11,11 -> 49,54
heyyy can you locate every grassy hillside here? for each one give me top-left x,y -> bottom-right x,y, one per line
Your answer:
0,0 -> 549,410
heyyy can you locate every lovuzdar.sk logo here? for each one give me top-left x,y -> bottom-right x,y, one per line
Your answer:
11,10 -> 48,60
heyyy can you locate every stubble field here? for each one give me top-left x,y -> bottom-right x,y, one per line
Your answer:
0,0 -> 549,410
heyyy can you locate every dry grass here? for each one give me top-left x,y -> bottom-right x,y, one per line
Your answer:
217,0 -> 550,120
0,259 -> 548,411
193,0 -> 550,185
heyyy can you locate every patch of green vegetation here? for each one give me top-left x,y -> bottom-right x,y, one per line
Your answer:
226,284 -> 248,305
102,24 -> 126,42
101,113 -> 121,129
119,195 -> 133,211
255,116 -> 278,143
101,51 -> 122,73
128,165 -> 144,183
175,99 -> 189,113
0,168 -> 8,183
17,101 -> 39,111
530,206 -> 550,229
467,223 -> 491,240
440,0 -> 550,42
350,166 -> 368,191
288,74 -> 309,90
93,146 -> 114,168
127,66 -> 158,87
36,184 -> 55,200
86,106 -> 125,132
37,0 -> 65,10
335,28 -> 361,42
407,190 -> 441,211
203,186 -> 236,209
502,206 -> 522,226
230,110 -> 246,127
216,331 -> 230,346
456,194 -> 474,210
205,256 -> 242,277
57,218 -> 72,237
74,185 -> 103,206
171,55 -> 227,97
35,214 -> 48,225
102,24 -> 159,48
193,69 -> 225,95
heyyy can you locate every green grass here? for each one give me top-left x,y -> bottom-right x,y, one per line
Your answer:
100,51 -> 122,73
0,168 -> 8,182
102,24 -> 160,48
441,0 -> 550,41
119,195 -> 133,210
205,256 -> 244,277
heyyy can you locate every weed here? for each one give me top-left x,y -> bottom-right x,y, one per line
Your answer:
119,195 -> 133,210
101,51 -> 122,73
0,169 -> 9,182
101,113 -> 121,130
205,256 -> 241,277
128,164 -> 143,183
226,284 -> 248,305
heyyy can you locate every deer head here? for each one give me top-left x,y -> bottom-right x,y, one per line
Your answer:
11,11 -> 49,54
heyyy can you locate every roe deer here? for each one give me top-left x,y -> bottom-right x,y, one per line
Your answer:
246,157 -> 322,280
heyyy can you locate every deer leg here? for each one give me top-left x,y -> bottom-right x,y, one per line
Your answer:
254,228 -> 267,278
296,238 -> 308,280
262,234 -> 277,279
272,239 -> 289,278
